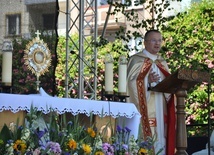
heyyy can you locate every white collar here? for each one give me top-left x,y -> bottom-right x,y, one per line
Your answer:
143,49 -> 158,61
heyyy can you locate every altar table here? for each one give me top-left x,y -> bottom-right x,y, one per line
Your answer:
0,89 -> 141,139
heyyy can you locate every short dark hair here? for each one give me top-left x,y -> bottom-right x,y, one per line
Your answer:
144,30 -> 161,40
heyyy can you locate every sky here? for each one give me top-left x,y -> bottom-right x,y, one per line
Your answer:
181,0 -> 192,10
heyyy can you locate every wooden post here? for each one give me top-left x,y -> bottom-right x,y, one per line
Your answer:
175,90 -> 188,155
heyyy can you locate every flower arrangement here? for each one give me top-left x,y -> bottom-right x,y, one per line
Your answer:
0,106 -> 161,155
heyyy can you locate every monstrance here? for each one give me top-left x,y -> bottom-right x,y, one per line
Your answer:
24,30 -> 51,92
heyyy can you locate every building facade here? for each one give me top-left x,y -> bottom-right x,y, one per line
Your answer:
0,0 -> 191,49
0,0 -> 187,99
0,0 -> 56,49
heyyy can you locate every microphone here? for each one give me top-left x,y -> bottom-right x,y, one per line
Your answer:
70,50 -> 76,54
69,49 -> 97,77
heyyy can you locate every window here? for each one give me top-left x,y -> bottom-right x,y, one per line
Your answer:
85,0 -> 108,7
6,14 -> 21,36
43,14 -> 55,30
123,0 -> 143,9
97,0 -> 143,7
98,0 -> 108,6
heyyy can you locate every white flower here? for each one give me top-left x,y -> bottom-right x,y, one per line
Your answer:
32,114 -> 37,120
94,135 -> 103,150
21,128 -> 31,141
128,135 -> 139,154
9,122 -> 16,131
6,145 -> 14,154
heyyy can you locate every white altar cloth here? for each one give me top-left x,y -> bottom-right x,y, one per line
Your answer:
193,130 -> 214,155
192,149 -> 214,155
0,90 -> 141,139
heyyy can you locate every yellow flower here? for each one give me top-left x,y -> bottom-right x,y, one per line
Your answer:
82,144 -> 92,154
13,140 -> 27,153
95,151 -> 105,155
138,148 -> 148,155
87,127 -> 96,138
67,139 -> 77,150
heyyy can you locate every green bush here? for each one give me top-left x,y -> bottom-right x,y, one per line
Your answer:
161,0 -> 214,136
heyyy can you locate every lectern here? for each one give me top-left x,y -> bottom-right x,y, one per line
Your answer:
151,69 -> 210,155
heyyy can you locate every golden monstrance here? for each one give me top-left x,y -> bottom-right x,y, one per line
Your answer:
24,30 -> 51,92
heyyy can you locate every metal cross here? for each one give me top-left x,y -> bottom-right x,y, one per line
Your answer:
35,30 -> 41,39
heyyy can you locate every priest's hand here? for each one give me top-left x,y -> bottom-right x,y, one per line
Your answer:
148,70 -> 160,83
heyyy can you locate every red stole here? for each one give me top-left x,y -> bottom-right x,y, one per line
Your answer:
136,58 -> 176,155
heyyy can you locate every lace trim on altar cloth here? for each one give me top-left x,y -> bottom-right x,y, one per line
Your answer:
0,88 -> 140,119
0,105 -> 138,119
0,88 -> 141,139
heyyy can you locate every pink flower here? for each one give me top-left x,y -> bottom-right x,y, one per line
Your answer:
45,141 -> 62,154
33,148 -> 41,155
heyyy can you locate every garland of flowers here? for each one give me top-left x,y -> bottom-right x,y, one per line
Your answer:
0,105 -> 162,155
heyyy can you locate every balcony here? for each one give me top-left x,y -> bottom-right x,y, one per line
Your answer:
25,0 -> 56,5
84,4 -> 126,35
97,5 -> 126,30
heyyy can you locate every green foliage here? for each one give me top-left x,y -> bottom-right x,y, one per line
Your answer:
161,0 -> 214,136
97,39 -> 129,97
0,33 -> 127,99
0,124 -> 13,144
11,38 -> 37,94
162,0 -> 214,73
0,106 -> 159,155
1,0 -> 213,138
55,35 -> 128,99
109,0 -> 214,136
0,32 -> 57,95
55,36 -> 67,97
106,0 -> 180,52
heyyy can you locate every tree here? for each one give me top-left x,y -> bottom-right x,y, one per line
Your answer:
108,0 -> 214,136
0,33 -> 57,95
55,34 -> 128,99
161,0 -> 214,136
103,0 -> 181,51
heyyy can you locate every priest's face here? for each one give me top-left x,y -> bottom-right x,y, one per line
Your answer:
144,32 -> 162,55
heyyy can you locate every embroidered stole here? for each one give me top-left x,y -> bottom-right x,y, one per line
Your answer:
137,58 -> 176,155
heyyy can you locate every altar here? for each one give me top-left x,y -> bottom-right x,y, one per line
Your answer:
0,88 -> 141,139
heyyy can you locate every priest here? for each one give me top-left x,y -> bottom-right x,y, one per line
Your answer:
127,30 -> 176,155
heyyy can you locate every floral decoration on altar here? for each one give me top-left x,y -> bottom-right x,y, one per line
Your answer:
0,106 -> 161,155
